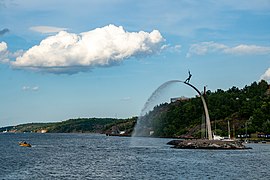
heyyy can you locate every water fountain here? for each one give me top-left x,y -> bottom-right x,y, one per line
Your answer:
132,72 -> 251,149
132,79 -> 212,139
132,80 -> 187,137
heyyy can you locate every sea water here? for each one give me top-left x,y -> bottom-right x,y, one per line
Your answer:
0,133 -> 269,179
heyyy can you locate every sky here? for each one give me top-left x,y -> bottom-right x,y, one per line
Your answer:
0,0 -> 270,127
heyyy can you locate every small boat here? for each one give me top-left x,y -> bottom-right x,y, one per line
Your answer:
19,141 -> 31,147
213,134 -> 224,140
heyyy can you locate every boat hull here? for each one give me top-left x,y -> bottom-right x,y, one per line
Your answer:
19,142 -> 31,147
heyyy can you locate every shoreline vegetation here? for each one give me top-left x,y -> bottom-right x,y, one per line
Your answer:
1,80 -> 270,142
0,117 -> 137,135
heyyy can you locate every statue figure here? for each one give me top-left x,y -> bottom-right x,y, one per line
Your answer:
185,70 -> 192,83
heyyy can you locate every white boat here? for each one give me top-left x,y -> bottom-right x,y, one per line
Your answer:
213,134 -> 224,140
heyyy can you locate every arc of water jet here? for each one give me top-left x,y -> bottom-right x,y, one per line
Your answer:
136,80 -> 213,140
140,80 -> 182,116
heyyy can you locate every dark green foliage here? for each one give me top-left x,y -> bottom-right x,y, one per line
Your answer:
47,118 -> 120,133
6,118 -> 136,133
0,126 -> 14,132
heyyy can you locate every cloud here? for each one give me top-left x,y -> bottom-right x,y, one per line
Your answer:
0,41 -> 9,63
0,42 -> 7,52
187,41 -> 270,57
187,42 -> 227,57
30,26 -> 68,34
224,45 -> 270,55
261,68 -> 270,81
12,24 -> 165,74
0,28 -> 9,36
174,45 -> 182,51
0,41 -> 24,64
162,44 -> 181,53
32,86 -> 39,91
22,86 -> 39,91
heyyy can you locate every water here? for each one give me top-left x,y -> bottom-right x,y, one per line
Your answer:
133,80 -> 185,137
1,133 -> 270,180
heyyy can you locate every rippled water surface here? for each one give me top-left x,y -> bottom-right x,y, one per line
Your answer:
0,133 -> 269,179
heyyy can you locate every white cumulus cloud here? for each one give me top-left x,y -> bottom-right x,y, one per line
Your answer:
12,24 -> 165,74
0,41 -> 9,63
0,41 -> 7,52
0,41 -> 25,64
261,68 -> 270,81
30,26 -> 68,34
187,41 -> 270,57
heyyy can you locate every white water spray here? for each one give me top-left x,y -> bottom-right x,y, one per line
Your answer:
132,79 -> 212,140
132,80 -> 182,137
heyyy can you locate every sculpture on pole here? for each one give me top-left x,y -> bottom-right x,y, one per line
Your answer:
183,71 -> 213,140
184,70 -> 192,83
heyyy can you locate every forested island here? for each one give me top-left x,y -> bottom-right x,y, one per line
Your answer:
1,80 -> 270,140
0,117 -> 136,135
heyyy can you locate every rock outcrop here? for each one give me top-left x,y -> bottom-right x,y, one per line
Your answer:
167,139 -> 252,149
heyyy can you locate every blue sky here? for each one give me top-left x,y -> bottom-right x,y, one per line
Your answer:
0,0 -> 270,127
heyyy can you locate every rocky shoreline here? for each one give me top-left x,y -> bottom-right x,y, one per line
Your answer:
167,139 -> 252,149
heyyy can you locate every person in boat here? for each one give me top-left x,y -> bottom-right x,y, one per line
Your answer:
19,141 -> 31,147
19,141 -> 27,144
